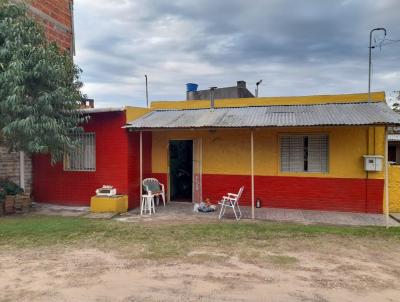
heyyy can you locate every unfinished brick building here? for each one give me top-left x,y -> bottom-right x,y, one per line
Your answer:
0,0 -> 75,192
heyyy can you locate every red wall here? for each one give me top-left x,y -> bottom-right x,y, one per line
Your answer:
153,172 -> 383,213
33,111 -> 129,206
32,112 -> 152,209
203,174 -> 383,213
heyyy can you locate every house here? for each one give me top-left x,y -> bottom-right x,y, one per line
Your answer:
32,90 -> 400,214
186,81 -> 254,100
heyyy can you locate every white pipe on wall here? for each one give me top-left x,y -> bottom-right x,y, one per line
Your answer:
19,151 -> 25,191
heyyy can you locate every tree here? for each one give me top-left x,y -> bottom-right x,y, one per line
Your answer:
0,0 -> 86,163
392,91 -> 400,113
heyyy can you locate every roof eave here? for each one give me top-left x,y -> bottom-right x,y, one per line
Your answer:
125,123 -> 400,131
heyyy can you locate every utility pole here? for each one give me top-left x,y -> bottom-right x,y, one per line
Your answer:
145,75 -> 149,108
368,28 -> 387,102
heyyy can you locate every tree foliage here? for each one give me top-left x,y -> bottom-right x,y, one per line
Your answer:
0,0 -> 86,162
392,91 -> 400,113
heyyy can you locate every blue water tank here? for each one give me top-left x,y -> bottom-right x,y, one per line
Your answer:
186,83 -> 198,92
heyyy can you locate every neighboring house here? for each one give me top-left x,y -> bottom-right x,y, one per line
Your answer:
32,91 -> 400,214
0,0 -> 74,192
186,81 -> 254,100
27,0 -> 75,55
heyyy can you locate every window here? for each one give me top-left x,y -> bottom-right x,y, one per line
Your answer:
280,134 -> 328,173
64,133 -> 96,171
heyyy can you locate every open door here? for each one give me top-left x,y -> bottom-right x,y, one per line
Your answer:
192,138 -> 202,203
168,140 -> 193,202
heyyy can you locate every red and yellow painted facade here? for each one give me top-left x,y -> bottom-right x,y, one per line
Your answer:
32,92 -> 394,214
149,92 -> 387,213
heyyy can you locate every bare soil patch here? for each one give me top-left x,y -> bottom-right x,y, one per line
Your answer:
1,238 -> 400,301
1,216 -> 400,301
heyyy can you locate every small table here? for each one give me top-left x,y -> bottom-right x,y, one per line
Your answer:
141,194 -> 155,215
90,195 -> 128,213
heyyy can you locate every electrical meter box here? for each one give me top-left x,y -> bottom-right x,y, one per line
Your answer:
363,155 -> 384,172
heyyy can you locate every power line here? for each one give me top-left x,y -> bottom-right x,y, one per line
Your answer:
372,37 -> 400,48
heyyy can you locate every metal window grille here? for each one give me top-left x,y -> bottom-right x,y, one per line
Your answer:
280,134 -> 328,173
64,133 -> 96,171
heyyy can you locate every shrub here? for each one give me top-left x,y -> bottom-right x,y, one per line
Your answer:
0,187 -> 5,203
0,179 -> 23,196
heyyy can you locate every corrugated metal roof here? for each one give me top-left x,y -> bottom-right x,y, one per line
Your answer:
80,107 -> 124,114
126,102 -> 400,129
389,134 -> 400,142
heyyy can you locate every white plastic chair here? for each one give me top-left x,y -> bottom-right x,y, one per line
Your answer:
218,186 -> 244,220
142,178 -> 166,206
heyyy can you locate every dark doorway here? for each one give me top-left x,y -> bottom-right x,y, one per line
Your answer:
389,144 -> 397,163
169,140 -> 193,201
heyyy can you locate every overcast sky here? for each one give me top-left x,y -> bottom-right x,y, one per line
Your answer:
74,0 -> 400,107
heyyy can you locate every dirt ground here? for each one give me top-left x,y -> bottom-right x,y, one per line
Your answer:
1,238 -> 400,302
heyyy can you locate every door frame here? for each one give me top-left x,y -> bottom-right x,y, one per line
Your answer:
167,138 -> 202,203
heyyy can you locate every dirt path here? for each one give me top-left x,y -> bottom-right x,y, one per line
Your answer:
1,244 -> 400,302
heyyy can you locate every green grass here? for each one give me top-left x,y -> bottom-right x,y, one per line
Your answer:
1,216 -> 400,260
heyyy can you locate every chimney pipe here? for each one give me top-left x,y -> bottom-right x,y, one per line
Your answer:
255,80 -> 262,97
210,87 -> 217,110
237,81 -> 246,89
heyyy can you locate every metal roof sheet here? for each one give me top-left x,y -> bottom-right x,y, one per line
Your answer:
126,102 -> 400,130
81,107 -> 124,114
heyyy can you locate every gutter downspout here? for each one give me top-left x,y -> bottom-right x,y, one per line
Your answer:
251,129 -> 255,219
19,151 -> 25,191
385,126 -> 389,228
139,131 -> 143,208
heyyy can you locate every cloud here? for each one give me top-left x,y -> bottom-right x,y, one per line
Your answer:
74,0 -> 400,107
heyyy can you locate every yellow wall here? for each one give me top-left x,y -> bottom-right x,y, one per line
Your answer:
389,165 -> 400,213
125,106 -> 152,123
151,92 -> 385,110
152,126 -> 385,180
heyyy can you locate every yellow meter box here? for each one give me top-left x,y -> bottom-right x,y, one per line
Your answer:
90,195 -> 128,213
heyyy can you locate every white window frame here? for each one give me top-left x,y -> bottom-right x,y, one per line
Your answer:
280,133 -> 329,173
64,132 -> 96,172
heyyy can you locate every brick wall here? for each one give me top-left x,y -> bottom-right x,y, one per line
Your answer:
28,0 -> 74,53
0,146 -> 32,193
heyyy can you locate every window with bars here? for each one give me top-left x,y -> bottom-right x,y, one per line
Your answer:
280,134 -> 328,173
64,133 -> 96,171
